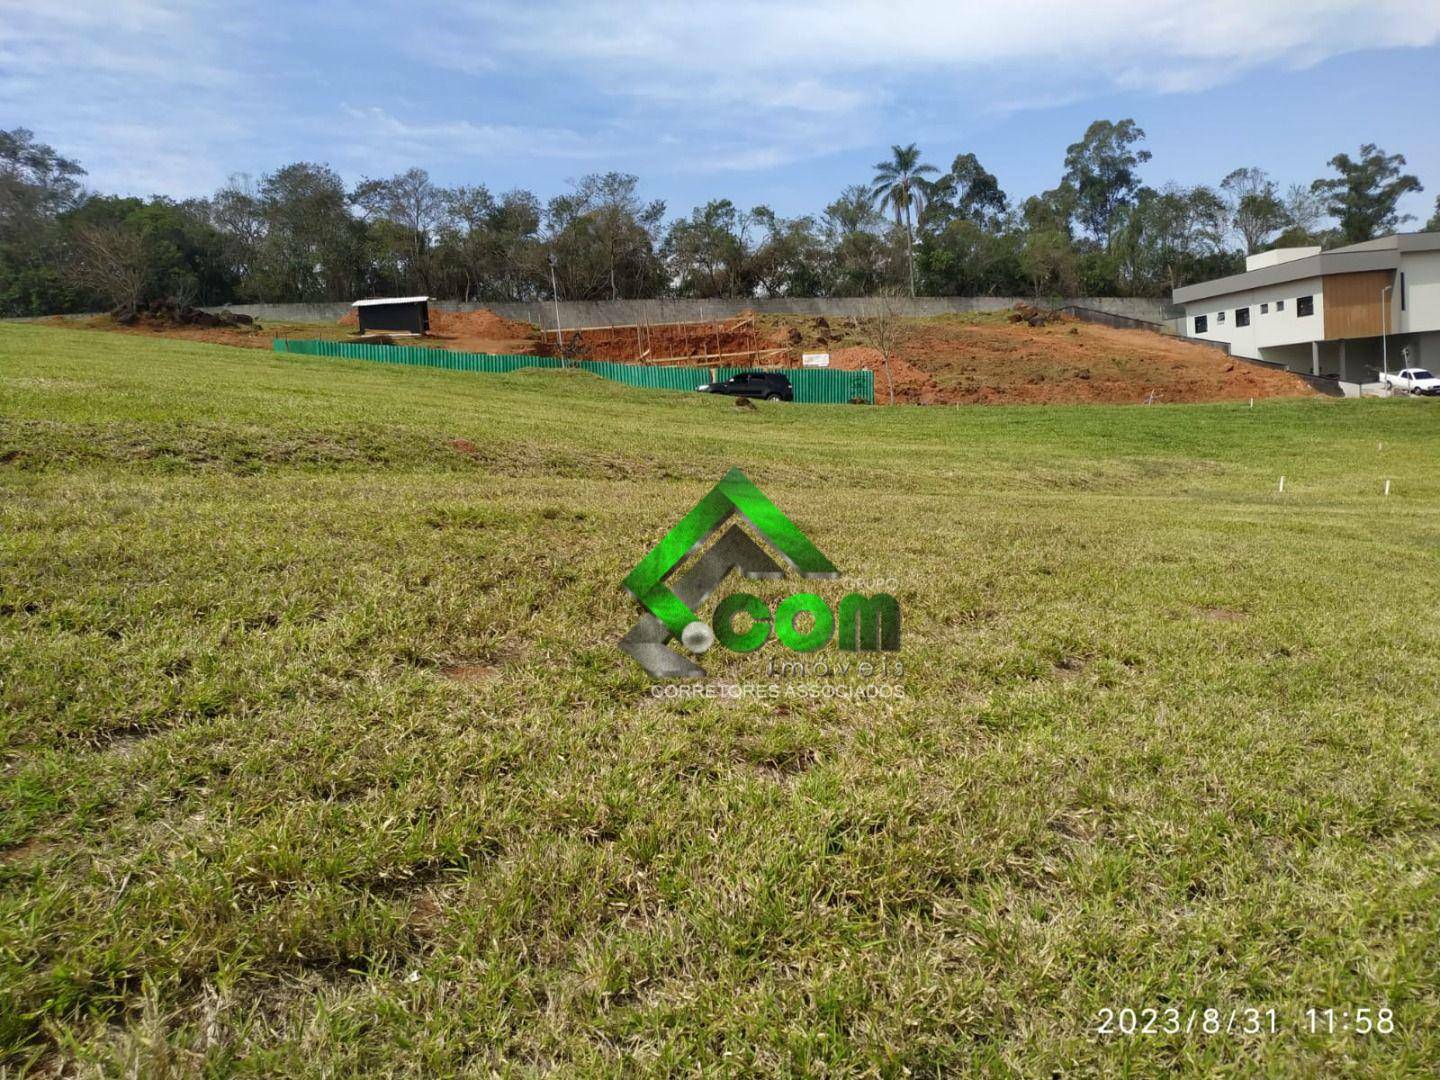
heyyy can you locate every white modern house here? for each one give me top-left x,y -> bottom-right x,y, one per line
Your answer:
1172,232 -> 1440,383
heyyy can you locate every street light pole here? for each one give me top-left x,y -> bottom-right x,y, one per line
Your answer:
1380,283 -> 1393,379
548,253 -> 564,353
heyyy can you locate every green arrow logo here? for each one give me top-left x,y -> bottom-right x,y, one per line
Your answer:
621,469 -> 838,667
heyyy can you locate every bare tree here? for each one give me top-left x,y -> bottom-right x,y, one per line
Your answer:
1282,183 -> 1326,236
69,224 -> 148,317
1220,167 -> 1287,254
855,291 -> 903,404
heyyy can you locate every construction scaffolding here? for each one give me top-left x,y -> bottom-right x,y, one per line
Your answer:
538,313 -> 789,367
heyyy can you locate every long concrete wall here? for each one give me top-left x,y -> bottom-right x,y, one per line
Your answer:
196,295 -> 1176,329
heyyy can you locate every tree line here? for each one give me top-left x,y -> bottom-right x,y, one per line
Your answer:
2,120 -> 1435,318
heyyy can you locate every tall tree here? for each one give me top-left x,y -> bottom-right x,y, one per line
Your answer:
1220,167 -> 1288,254
0,127 -> 86,238
209,174 -> 266,294
0,127 -> 88,316
747,207 -> 826,297
351,167 -> 448,292
1061,119 -> 1152,244
922,152 -> 1008,232
545,173 -> 665,301
663,199 -> 752,298
1019,228 -> 1077,298
870,143 -> 938,297
438,184 -> 497,301
917,219 -> 1024,297
1112,184 -> 1231,294
253,163 -> 365,301
1311,144 -> 1423,245
489,190 -> 543,300
1280,183 -> 1326,240
1426,194 -> 1440,232
822,185 -> 888,296
1021,186 -> 1078,237
439,186 -> 543,301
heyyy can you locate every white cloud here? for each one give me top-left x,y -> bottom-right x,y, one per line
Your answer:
334,105 -> 605,169
465,0 -> 1440,81
387,0 -> 1440,176
0,0 -> 1435,197
426,1 -> 1440,126
0,0 -> 265,194
0,0 -> 236,86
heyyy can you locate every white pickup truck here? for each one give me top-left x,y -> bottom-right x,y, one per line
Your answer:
1379,368 -> 1440,396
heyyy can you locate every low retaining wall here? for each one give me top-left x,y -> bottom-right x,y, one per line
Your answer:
1060,305 -> 1165,333
273,339 -> 874,405
206,295 -> 1174,329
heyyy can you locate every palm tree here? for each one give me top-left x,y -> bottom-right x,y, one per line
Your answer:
870,143 -> 938,297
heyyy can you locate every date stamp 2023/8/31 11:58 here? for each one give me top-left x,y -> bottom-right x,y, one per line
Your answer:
1094,1006 -> 1396,1038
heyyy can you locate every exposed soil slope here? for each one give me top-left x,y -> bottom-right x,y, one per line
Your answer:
340,307 -> 547,355
50,306 -> 1317,405
561,316 -> 771,363
767,312 -> 1316,405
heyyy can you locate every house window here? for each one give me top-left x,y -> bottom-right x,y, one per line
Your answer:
1218,310 -> 1227,324
1401,273 -> 1406,311
1235,307 -> 1250,327
1297,295 -> 1314,317
1194,315 -> 1208,333
1260,303 -> 1269,314
1276,300 -> 1285,311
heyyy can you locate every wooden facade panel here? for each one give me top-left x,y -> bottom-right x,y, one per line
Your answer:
1323,270 -> 1396,340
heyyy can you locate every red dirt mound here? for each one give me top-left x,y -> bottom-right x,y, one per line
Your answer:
428,308 -> 536,339
337,306 -> 546,354
826,346 -> 940,404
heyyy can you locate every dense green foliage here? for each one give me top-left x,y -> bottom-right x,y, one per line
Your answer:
0,122 -> 1428,316
2,323 -> 1439,1073
0,129 -> 89,316
1312,144 -> 1427,247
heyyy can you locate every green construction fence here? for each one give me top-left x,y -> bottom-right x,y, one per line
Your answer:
271,339 -> 873,405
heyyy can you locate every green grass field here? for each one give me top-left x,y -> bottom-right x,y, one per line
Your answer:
2,322 -> 1438,1075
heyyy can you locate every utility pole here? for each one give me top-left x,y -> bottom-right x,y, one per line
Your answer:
548,253 -> 564,352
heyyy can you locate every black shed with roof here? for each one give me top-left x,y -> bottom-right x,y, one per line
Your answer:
351,296 -> 430,335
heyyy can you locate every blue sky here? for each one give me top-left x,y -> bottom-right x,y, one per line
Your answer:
4,0 -> 1438,225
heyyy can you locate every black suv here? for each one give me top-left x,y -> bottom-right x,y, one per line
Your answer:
696,371 -> 793,401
